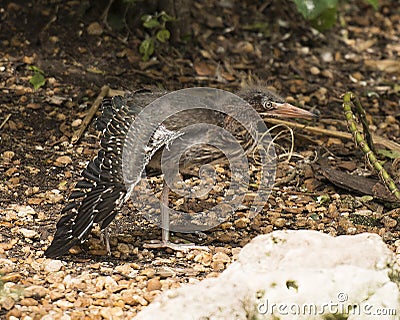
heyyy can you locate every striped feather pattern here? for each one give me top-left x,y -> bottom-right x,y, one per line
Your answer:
45,92 -> 177,257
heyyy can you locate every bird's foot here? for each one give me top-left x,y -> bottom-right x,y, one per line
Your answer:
143,240 -> 209,252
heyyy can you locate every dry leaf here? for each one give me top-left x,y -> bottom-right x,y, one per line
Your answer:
194,61 -> 216,76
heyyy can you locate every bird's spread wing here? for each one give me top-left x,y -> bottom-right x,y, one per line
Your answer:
45,94 -> 181,258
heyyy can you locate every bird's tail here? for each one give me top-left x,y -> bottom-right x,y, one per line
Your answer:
44,164 -> 126,258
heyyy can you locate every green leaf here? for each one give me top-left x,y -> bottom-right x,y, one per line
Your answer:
316,194 -> 331,204
159,11 -> 174,22
139,38 -> 154,61
141,14 -> 152,22
377,149 -> 400,160
156,29 -> 170,43
143,18 -> 160,29
310,6 -> 337,31
28,65 -> 45,74
292,0 -> 338,20
28,66 -> 46,90
291,0 -> 338,31
364,0 -> 379,10
29,73 -> 46,90
292,0 -> 377,30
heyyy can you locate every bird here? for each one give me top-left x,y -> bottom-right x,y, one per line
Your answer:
44,87 -> 316,258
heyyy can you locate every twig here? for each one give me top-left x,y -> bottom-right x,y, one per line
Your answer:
343,91 -> 399,200
41,5 -> 59,32
71,85 -> 110,144
263,118 -> 400,154
0,114 -> 11,130
101,0 -> 114,27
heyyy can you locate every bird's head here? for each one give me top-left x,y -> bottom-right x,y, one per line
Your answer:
240,87 -> 317,120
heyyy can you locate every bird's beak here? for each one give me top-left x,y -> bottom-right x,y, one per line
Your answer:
263,102 -> 318,119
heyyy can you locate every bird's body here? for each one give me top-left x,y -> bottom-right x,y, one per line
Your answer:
45,87 -> 316,258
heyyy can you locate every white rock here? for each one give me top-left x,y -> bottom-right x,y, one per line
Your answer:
19,228 -> 38,238
16,205 -> 35,218
44,259 -> 64,273
135,230 -> 400,320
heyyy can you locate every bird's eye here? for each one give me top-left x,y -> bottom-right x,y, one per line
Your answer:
262,100 -> 273,109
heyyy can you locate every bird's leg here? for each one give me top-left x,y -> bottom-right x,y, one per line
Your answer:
144,180 -> 209,252
100,227 -> 112,255
161,182 -> 171,243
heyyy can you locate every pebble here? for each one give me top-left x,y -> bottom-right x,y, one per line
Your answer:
15,205 -> 35,217
234,217 -> 250,229
220,221 -> 233,230
44,260 -> 64,273
321,70 -> 333,78
272,218 -> 286,228
141,268 -> 156,277
212,252 -> 230,264
47,189 -> 63,200
321,51 -> 333,62
100,307 -> 124,319
296,216 -> 308,227
157,267 -> 176,278
347,227 -> 357,234
56,113 -> 66,121
133,294 -> 149,306
24,285 -> 49,298
232,248 -> 241,260
386,115 -> 397,124
71,119 -> 82,127
310,66 -> 320,75
210,261 -> 225,271
147,278 -> 162,291
54,155 -> 72,167
194,251 -> 212,266
114,264 -> 138,278
104,276 -> 118,291
87,22 -> 103,36
117,243 -> 130,255
5,167 -> 18,177
234,41 -> 254,54
1,296 -> 15,310
382,216 -> 397,228
2,150 -> 15,163
92,290 -> 110,299
55,300 -> 74,309
0,259 -> 15,273
193,264 -> 207,273
20,298 -> 39,306
19,228 -> 38,239
5,309 -> 21,319
1,272 -> 21,282
143,291 -> 160,303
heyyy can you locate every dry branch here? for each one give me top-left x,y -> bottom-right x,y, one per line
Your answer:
263,118 -> 400,154
71,85 -> 110,144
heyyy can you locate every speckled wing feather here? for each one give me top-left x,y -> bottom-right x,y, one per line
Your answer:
45,94 -> 181,258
